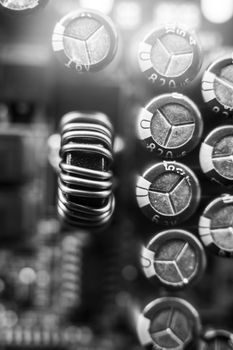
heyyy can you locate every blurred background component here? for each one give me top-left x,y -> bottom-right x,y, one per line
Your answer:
202,56 -> 233,118
0,0 -> 50,15
52,9 -> 118,72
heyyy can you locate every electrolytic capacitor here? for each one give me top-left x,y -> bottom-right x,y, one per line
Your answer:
0,0 -> 49,15
199,194 -> 233,258
202,329 -> 233,350
137,93 -> 203,158
141,229 -> 206,289
137,297 -> 201,350
52,9 -> 118,73
202,55 -> 233,118
138,24 -> 202,89
200,126 -> 233,186
136,161 -> 201,226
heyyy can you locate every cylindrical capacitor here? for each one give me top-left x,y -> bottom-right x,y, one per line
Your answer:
136,161 -> 201,226
141,229 -> 206,289
52,9 -> 118,73
0,0 -> 49,15
202,329 -> 233,350
202,55 -> 233,118
199,126 -> 233,186
137,93 -> 203,158
136,297 -> 201,350
138,24 -> 202,89
199,194 -> 233,258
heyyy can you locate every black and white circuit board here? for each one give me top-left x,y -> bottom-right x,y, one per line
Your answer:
0,1 -> 233,350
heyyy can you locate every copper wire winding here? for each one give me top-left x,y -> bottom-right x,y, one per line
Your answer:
57,112 -> 115,229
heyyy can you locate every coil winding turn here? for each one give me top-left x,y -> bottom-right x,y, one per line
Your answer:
57,112 -> 115,229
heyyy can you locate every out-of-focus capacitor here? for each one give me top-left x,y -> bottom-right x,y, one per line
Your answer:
141,229 -> 206,289
52,9 -> 118,73
202,55 -> 233,118
137,297 -> 201,350
137,93 -> 203,158
199,194 -> 233,258
0,128 -> 36,184
202,329 -> 233,350
0,0 -> 49,15
138,24 -> 202,89
200,126 -> 233,186
136,161 -> 201,226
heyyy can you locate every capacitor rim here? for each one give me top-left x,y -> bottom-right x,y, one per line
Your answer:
141,228 -> 207,288
199,125 -> 233,186
202,55 -> 233,115
52,9 -> 118,73
198,195 -> 233,257
137,93 -> 203,158
136,161 -> 201,226
137,297 -> 201,350
0,0 -> 49,15
138,24 -> 202,88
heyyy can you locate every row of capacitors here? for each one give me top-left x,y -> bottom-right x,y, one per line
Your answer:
135,23 -> 233,350
136,23 -> 233,254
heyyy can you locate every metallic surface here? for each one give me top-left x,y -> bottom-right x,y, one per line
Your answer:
150,34 -> 193,77
203,330 -> 233,350
141,229 -> 206,288
137,297 -> 201,350
138,93 -> 203,158
199,195 -> 233,257
151,104 -> 194,147
213,135 -> 233,180
199,126 -> 233,185
52,9 -> 118,72
0,0 -> 48,13
136,161 -> 201,225
63,17 -> 111,66
202,56 -> 233,117
214,65 -> 233,109
138,25 -> 202,88
0,0 -> 39,9
148,172 -> 191,215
